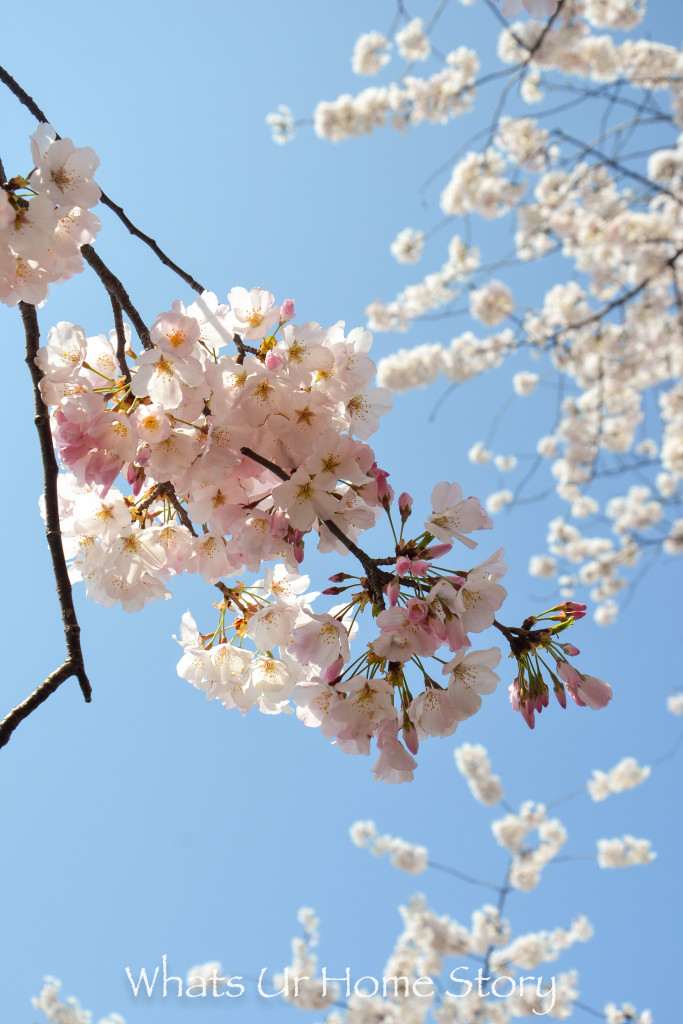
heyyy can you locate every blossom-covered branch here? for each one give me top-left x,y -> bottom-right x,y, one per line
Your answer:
268,0 -> 683,628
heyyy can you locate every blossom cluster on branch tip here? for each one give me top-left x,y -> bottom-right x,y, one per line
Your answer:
6,120 -> 608,777
34,266 -> 521,780
587,756 -> 650,801
496,602 -> 612,729
0,124 -> 100,305
35,271 -> 610,773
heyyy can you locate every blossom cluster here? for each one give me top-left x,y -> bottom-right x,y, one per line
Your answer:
587,756 -> 651,801
279,0 -> 683,627
32,977 -> 122,1024
491,801 -> 568,891
349,819 -> 429,874
36,276 -> 537,780
597,835 -> 657,868
454,741 -> 504,804
35,732 -> 661,1022
38,266 -> 612,769
175,740 -> 656,1022
0,124 -> 100,306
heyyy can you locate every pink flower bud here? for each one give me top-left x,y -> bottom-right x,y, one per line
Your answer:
553,682 -> 567,709
126,464 -> 147,495
560,643 -> 580,657
386,579 -> 400,606
410,559 -> 429,576
508,679 -> 521,712
509,678 -> 535,728
396,556 -> 411,577
557,601 -> 587,620
329,572 -> 349,583
398,492 -> 413,518
370,463 -> 394,506
402,721 -> 419,755
265,349 -> 284,370
522,703 -> 536,729
280,299 -> 295,322
425,543 -> 452,560
270,510 -> 289,539
290,529 -> 305,564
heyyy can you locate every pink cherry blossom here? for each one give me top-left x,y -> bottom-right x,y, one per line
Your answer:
371,716 -> 418,784
426,481 -> 493,549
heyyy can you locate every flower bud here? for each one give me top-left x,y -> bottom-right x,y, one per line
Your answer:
265,349 -> 284,370
280,298 -> 295,322
425,543 -> 452,560
553,681 -> 567,709
398,492 -> 413,519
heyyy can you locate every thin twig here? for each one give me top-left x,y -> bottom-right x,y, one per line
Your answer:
0,303 -> 92,750
109,294 -> 132,385
0,661 -> 78,749
0,63 -> 206,293
163,485 -> 198,536
81,244 -> 152,350
136,482 -> 198,536
427,859 -> 503,892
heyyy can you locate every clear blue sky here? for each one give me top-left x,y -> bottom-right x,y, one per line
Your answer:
1,2 -> 681,1021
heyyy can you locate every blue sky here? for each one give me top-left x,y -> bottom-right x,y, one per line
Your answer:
1,1 -> 682,1021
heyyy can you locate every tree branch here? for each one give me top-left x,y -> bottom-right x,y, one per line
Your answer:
0,303 -> 92,751
109,293 -> 132,385
81,244 -> 152,350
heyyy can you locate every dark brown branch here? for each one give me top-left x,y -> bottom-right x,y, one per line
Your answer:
109,294 -> 132,385
0,303 -> 92,750
162,485 -> 198,536
0,660 -> 76,749
232,333 -> 260,365
240,446 -> 290,481
0,63 -> 206,294
137,482 -> 198,536
96,192 -> 206,294
81,244 -> 152,350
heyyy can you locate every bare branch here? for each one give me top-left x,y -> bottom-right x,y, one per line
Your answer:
0,303 -> 92,750
81,244 -> 152,350
109,293 -> 132,385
